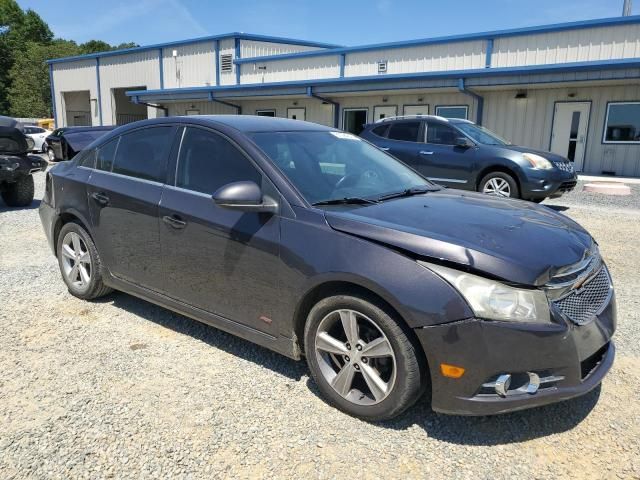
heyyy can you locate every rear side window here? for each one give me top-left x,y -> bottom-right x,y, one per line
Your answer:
426,123 -> 459,145
176,127 -> 261,195
387,121 -> 421,142
76,148 -> 96,168
112,127 -> 173,182
96,138 -> 118,172
370,124 -> 389,138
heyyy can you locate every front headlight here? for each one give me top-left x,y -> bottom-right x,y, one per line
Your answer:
522,153 -> 553,170
420,261 -> 551,323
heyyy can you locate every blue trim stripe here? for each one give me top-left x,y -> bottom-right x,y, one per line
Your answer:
235,38 -> 241,85
46,32 -> 341,65
49,64 -> 57,128
125,57 -> 640,99
96,58 -> 103,126
485,39 -> 494,68
159,48 -> 164,89
233,15 -> 640,65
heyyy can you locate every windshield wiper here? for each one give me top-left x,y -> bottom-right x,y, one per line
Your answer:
377,186 -> 438,202
312,197 -> 379,206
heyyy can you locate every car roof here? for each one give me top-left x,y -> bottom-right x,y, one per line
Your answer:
0,115 -> 19,128
55,126 -> 114,133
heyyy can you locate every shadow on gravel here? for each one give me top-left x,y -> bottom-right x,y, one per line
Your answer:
0,198 -> 41,212
101,292 -> 308,382
546,205 -> 569,212
377,384 -> 601,445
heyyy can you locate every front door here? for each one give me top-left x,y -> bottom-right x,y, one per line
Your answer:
159,126 -> 282,334
373,105 -> 397,122
551,102 -> 591,171
287,108 -> 305,121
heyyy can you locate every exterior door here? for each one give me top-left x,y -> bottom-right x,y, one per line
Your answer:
403,105 -> 429,116
373,105 -> 397,122
86,126 -> 176,292
551,102 -> 590,171
159,126 -> 282,334
287,108 -> 305,120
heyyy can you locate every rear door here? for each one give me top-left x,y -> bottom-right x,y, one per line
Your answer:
418,121 -> 476,188
373,120 -> 425,166
86,126 -> 177,292
159,126 -> 282,334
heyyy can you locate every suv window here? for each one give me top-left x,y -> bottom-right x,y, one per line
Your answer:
426,122 -> 459,145
371,124 -> 389,138
387,121 -> 421,142
112,127 -> 173,182
176,127 -> 261,195
96,138 -> 119,172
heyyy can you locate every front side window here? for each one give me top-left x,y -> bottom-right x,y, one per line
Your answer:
603,102 -> 640,143
96,138 -> 119,172
435,105 -> 468,120
112,127 -> 173,182
387,121 -> 421,142
176,127 -> 262,195
251,131 -> 431,205
426,122 -> 460,145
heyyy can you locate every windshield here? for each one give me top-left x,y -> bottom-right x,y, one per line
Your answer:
454,123 -> 511,146
251,131 -> 432,205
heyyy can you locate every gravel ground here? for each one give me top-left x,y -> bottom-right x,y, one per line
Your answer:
1,170 -> 639,479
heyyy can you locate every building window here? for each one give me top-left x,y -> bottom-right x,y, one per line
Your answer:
256,110 -> 276,117
435,105 -> 468,120
603,102 -> 640,143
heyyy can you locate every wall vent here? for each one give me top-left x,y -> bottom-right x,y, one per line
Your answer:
377,60 -> 388,73
220,54 -> 233,72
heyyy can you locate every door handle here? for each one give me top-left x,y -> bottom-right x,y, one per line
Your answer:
419,151 -> 434,155
379,147 -> 390,151
91,192 -> 109,206
162,215 -> 187,229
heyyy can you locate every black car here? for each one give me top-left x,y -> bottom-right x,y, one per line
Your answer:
46,126 -> 114,162
39,116 -> 615,420
0,116 -> 48,207
360,115 -> 577,202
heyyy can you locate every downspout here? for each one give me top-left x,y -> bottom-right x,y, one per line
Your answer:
208,92 -> 242,114
457,78 -> 484,126
49,63 -> 57,128
131,96 -> 168,116
306,86 -> 340,128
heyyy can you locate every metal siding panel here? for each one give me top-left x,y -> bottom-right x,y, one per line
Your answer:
161,41 -> 215,89
240,55 -> 340,84
240,40 -> 322,58
219,39 -> 236,86
52,59 -> 99,126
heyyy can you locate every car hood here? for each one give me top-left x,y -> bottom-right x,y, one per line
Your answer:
324,190 -> 592,286
504,144 -> 571,163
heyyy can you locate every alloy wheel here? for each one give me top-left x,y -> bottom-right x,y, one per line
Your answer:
483,177 -> 511,197
314,309 -> 397,405
47,148 -> 55,162
60,232 -> 91,290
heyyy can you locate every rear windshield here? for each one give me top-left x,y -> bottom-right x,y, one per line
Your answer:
0,137 -> 22,154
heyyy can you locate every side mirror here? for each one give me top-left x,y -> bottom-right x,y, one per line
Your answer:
455,137 -> 474,148
212,181 -> 278,214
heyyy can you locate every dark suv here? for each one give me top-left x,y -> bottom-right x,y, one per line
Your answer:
40,116 -> 614,420
360,115 -> 577,202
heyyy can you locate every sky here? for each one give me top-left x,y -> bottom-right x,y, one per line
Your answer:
16,0 -> 640,47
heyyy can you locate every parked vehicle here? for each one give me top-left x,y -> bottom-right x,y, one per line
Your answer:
40,116 -> 615,420
46,126 -> 114,162
23,125 -> 52,152
0,116 -> 48,207
360,115 -> 578,202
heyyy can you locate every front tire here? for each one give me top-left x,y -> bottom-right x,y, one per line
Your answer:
304,294 -> 427,421
56,222 -> 113,300
479,171 -> 520,199
1,175 -> 34,207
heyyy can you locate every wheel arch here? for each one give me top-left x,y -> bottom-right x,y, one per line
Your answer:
475,164 -> 522,193
53,210 -> 93,256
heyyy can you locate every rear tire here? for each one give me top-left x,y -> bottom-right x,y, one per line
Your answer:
47,147 -> 55,162
479,171 -> 520,199
304,294 -> 427,421
1,175 -> 34,207
56,222 -> 113,300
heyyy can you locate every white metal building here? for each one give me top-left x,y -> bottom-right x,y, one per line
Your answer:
48,17 -> 640,176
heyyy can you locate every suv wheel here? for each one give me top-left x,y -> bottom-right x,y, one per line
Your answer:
57,222 -> 113,300
1,175 -> 34,207
479,172 -> 520,199
47,147 -> 55,162
304,295 -> 426,421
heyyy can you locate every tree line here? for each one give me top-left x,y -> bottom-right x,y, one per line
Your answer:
0,0 -> 136,118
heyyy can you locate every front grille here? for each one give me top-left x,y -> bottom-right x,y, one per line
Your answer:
581,344 -> 609,380
553,267 -> 612,325
554,161 -> 575,173
559,180 -> 577,192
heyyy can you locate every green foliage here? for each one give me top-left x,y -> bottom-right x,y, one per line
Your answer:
0,0 -> 136,117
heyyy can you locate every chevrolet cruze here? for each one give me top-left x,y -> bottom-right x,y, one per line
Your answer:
39,116 -> 615,420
